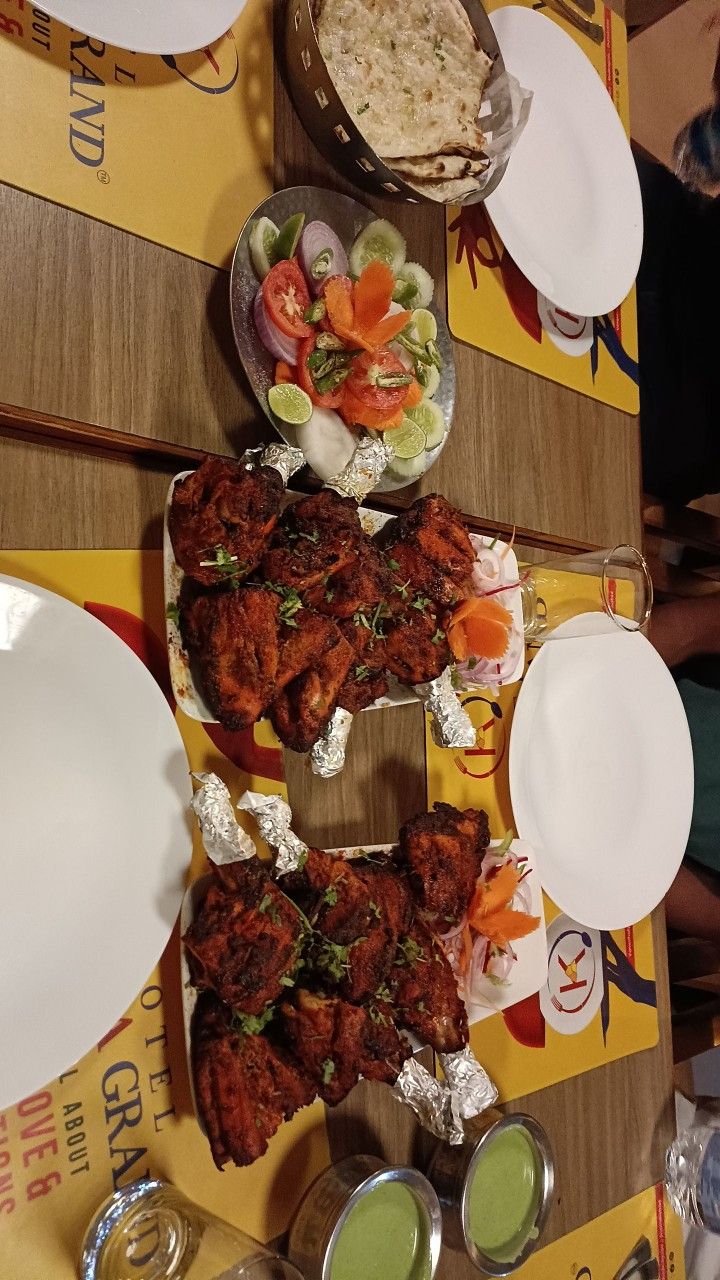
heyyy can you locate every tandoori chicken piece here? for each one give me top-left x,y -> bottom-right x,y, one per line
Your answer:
180,586 -> 280,730
336,616 -> 389,713
280,989 -> 410,1104
383,494 -> 475,606
192,992 -> 315,1169
399,802 -> 490,925
305,538 -> 391,621
261,490 -> 363,594
282,849 -> 402,1002
382,599 -> 452,687
170,456 -> 284,587
273,607 -> 345,690
270,624 -> 353,753
183,859 -> 303,1014
389,920 -> 469,1054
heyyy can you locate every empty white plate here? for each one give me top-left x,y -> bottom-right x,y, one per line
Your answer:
39,0 -> 246,55
486,7 -> 643,317
0,576 -> 192,1108
509,617 -> 693,930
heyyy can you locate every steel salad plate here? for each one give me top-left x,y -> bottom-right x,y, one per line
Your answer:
37,0 -> 246,55
0,575 -> 192,1108
486,7 -> 643,317
509,616 -> 694,930
229,185 -> 456,493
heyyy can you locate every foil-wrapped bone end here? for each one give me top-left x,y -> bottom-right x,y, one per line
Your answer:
414,667 -> 476,748
393,1059 -> 465,1145
191,772 -> 256,866
326,437 -> 394,503
310,707 -> 354,778
439,1047 -> 498,1122
237,790 -> 309,876
259,443 -> 305,485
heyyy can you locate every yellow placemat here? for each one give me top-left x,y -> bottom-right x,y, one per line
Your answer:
0,551 -> 330,1280
0,0 -> 272,268
446,0 -> 640,414
426,569 -> 658,1101
516,1185 -> 685,1280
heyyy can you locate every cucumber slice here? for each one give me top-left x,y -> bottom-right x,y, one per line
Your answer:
421,364 -> 441,400
405,400 -> 446,449
349,219 -> 407,276
397,262 -> 434,308
387,451 -> 427,480
249,216 -> 279,279
272,212 -> 305,263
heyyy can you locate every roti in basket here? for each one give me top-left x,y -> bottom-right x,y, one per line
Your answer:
316,0 -> 493,196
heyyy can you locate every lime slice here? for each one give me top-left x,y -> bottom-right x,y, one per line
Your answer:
387,417 -> 426,460
412,308 -> 437,346
405,400 -> 446,449
272,213 -> 305,263
268,383 -> 312,425
421,365 -> 441,400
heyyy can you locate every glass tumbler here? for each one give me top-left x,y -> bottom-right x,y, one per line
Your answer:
519,543 -> 653,644
80,1177 -> 305,1280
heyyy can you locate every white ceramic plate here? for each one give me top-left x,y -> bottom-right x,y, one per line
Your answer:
0,575 -> 192,1109
509,616 -> 694,930
164,473 -> 524,722
38,0 -> 245,55
486,7 -> 643,317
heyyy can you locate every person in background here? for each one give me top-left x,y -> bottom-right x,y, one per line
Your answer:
636,104 -> 720,505
652,596 -> 720,942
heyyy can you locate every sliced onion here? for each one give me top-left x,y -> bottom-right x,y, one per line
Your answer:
298,221 -> 349,295
512,879 -> 533,916
485,944 -> 515,984
253,289 -> 299,364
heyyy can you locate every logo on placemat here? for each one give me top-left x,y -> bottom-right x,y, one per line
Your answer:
162,36 -> 239,95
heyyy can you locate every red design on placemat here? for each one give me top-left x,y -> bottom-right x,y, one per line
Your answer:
449,204 -> 541,342
625,927 -> 635,966
655,1183 -> 667,1279
502,991 -> 546,1048
202,722 -> 285,783
84,602 -> 176,712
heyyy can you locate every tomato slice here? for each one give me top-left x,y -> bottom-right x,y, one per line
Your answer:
262,260 -> 313,339
297,336 -> 345,409
345,348 -> 410,411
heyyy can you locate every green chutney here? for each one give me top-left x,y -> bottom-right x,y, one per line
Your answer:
467,1127 -> 542,1264
330,1181 -> 431,1280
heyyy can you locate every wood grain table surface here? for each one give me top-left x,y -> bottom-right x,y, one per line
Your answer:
0,0 -> 672,1266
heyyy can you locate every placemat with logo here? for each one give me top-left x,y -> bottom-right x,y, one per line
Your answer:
445,0 -> 639,414
426,576 -> 659,1102
0,550 -> 330,1280
517,1186 -> 685,1280
0,0 -> 272,267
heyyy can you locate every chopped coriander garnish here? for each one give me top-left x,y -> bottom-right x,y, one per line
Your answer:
368,1004 -> 388,1026
323,885 -> 339,907
199,544 -> 248,585
431,628 -> 446,645
233,1005 -> 274,1036
353,609 -> 371,630
368,900 -> 381,919
387,558 -> 401,571
450,667 -> 463,691
258,893 -> 281,925
321,1058 -> 336,1084
165,601 -> 180,626
375,984 -> 392,1003
354,664 -> 370,683
280,974 -> 296,987
488,536 -> 498,550
393,579 -> 411,600
315,937 -> 350,981
297,528 -> 320,544
412,595 -> 431,613
416,1000 -> 427,1013
467,657 -> 478,670
394,936 -> 427,966
325,589 -> 334,602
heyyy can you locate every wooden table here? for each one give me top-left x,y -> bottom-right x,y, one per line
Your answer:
0,2 -> 673,1268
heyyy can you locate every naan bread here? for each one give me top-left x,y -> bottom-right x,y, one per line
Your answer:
316,0 -> 493,159
406,174 -> 485,203
386,152 -> 489,182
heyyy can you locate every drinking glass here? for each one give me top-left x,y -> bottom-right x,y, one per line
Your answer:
519,544 -> 653,644
80,1177 -> 305,1280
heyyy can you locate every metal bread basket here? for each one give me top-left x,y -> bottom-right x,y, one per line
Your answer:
285,0 -> 513,206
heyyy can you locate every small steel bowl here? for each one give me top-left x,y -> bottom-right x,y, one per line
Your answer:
287,1155 -> 443,1280
427,1111 -> 554,1276
285,0 -> 511,207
